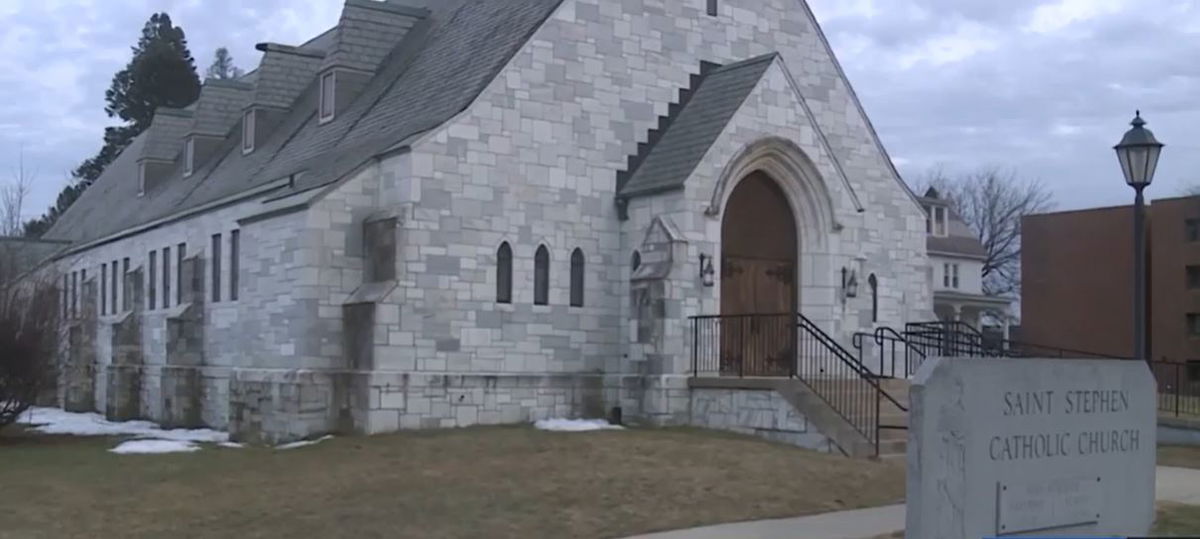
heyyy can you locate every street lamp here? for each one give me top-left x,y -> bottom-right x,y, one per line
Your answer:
1114,111 -> 1164,361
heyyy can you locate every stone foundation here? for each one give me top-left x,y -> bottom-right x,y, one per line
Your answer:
687,387 -> 836,452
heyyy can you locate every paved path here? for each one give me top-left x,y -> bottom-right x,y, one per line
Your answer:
627,466 -> 1200,539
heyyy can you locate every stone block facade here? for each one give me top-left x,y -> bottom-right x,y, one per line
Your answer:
689,388 -> 835,452
43,0 -> 933,444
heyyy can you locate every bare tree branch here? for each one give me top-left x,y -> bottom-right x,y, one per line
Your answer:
916,166 -> 1055,297
3,148 -> 35,237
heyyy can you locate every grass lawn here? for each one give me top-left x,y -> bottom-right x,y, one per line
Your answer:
1159,445 -> 1200,469
1155,502 -> 1200,535
1,425 -> 904,539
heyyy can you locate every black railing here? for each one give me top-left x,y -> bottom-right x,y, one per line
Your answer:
690,313 -> 907,455
852,327 -> 927,379
1151,360 -> 1200,418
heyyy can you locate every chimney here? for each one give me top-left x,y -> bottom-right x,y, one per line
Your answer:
317,0 -> 429,123
137,108 -> 193,196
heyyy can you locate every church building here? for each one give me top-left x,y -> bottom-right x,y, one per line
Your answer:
41,0 -> 932,449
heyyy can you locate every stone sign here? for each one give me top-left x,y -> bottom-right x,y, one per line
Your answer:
906,358 -> 1156,538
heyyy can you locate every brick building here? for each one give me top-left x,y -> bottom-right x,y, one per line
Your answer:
1023,196 -> 1200,373
32,0 -> 932,445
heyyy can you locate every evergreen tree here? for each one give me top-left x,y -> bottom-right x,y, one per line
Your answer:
206,47 -> 244,80
25,13 -> 200,237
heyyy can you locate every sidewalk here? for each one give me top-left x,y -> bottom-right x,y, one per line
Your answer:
627,466 -> 1200,539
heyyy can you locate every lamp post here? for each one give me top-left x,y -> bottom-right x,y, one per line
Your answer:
1114,111 -> 1164,361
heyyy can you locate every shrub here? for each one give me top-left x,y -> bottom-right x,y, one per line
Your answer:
0,276 -> 58,432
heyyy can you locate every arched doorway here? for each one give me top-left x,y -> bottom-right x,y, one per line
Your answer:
720,171 -> 798,376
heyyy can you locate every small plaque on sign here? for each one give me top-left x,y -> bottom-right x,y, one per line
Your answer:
996,476 -> 1100,535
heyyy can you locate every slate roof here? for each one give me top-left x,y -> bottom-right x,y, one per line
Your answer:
617,54 -> 777,199
189,80 -> 253,137
45,0 -> 565,246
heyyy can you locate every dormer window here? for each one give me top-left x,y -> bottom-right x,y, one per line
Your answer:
242,109 -> 256,154
319,71 -> 336,123
137,164 -> 146,197
924,204 -> 948,237
183,137 -> 195,177
707,0 -> 718,16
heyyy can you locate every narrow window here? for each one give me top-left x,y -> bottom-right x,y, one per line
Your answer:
100,263 -> 107,315
631,251 -> 641,272
110,259 -> 118,313
706,0 -> 718,16
148,251 -> 156,310
183,138 -> 195,177
942,264 -> 950,288
934,207 -> 948,236
71,271 -> 77,318
137,165 -> 146,197
122,258 -> 130,311
177,243 -> 186,305
952,264 -> 960,289
230,230 -> 239,301
319,71 -> 336,122
1189,313 -> 1200,337
924,205 -> 933,234
81,269 -> 86,315
211,233 -> 222,303
496,242 -> 513,304
1187,219 -> 1200,242
1188,266 -> 1200,290
61,274 -> 68,319
534,245 -> 550,306
242,109 -> 255,154
869,274 -> 879,323
162,247 -> 171,309
570,248 -> 585,307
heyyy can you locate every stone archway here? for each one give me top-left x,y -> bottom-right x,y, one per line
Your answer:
719,171 -> 798,376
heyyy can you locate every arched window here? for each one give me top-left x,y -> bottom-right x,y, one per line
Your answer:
631,250 -> 641,272
869,274 -> 879,323
534,245 -> 550,306
570,248 -> 585,307
496,242 -> 512,304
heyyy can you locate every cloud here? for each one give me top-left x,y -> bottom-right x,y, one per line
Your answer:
809,0 -> 1200,210
0,0 -> 339,223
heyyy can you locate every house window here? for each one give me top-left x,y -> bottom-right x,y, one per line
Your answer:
177,244 -> 186,305
137,165 -> 146,197
148,251 -> 156,310
211,233 -> 222,302
230,230 -> 239,301
631,250 -> 641,272
933,206 -> 948,236
570,248 -> 585,308
111,259 -> 118,313
943,264 -> 950,288
183,138 -> 195,177
706,0 -> 718,16
122,258 -> 130,311
61,274 -> 68,319
534,245 -> 550,306
101,263 -> 107,315
71,271 -> 77,318
319,71 -> 336,122
496,242 -> 512,304
242,109 -> 255,154
1188,313 -> 1200,337
1188,219 -> 1200,242
952,264 -> 960,289
162,247 -> 171,309
869,274 -> 879,323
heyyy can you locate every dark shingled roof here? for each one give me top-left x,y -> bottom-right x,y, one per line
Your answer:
45,0 -> 564,246
927,235 -> 988,259
617,54 -> 776,199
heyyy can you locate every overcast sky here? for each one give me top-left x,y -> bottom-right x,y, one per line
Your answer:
1,0 -> 1197,223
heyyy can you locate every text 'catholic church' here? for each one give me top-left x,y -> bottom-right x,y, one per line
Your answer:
38,0 -> 948,449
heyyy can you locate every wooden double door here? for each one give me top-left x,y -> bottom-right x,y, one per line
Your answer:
719,171 -> 799,377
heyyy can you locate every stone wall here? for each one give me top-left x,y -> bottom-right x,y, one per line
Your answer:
689,387 -> 835,452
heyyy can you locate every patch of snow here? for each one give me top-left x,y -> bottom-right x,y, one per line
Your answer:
110,439 -> 201,455
218,442 -> 245,449
533,418 -> 624,432
18,407 -> 229,444
276,435 -> 333,450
